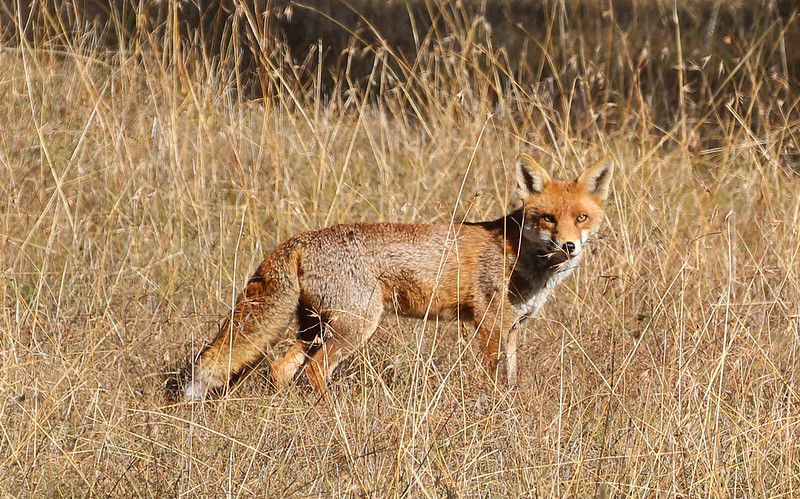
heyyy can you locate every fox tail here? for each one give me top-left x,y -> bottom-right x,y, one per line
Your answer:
183,239 -> 303,400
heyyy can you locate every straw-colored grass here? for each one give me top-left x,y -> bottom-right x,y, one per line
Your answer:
2,2 -> 799,495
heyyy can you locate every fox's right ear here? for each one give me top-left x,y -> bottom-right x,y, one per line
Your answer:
516,154 -> 551,197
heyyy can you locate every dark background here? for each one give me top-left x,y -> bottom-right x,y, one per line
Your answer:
3,1 -> 798,135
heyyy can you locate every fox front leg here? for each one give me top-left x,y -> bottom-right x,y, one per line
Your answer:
475,299 -> 516,382
501,323 -> 520,388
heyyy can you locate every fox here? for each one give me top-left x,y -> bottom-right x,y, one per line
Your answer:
183,154 -> 613,400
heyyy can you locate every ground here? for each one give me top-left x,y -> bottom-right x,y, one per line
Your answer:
1,5 -> 800,495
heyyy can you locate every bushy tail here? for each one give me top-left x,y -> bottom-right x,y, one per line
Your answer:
184,240 -> 303,400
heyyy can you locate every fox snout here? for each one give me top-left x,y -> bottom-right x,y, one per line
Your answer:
546,235 -> 582,258
560,240 -> 578,257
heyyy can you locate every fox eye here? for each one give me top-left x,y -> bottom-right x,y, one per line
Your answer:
576,214 -> 588,223
541,214 -> 556,224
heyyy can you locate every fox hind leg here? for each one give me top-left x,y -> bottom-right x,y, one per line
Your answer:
270,308 -> 324,389
270,340 -> 307,390
305,304 -> 383,395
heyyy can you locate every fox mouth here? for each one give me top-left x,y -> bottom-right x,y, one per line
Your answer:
542,233 -> 584,258
538,241 -> 583,267
543,247 -> 574,262
525,241 -> 573,263
521,225 -> 581,260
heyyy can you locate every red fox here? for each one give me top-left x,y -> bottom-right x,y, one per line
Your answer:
183,155 -> 612,400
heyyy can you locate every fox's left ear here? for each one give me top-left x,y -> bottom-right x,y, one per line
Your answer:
578,157 -> 614,201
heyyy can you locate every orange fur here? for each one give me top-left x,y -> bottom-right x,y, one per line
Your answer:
183,156 -> 613,400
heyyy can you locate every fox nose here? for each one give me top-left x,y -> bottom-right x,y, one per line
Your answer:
562,242 -> 576,255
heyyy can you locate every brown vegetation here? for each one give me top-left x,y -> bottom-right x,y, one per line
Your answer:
1,0 -> 799,495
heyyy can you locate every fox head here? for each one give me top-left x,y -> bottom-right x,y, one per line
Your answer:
515,154 -> 613,261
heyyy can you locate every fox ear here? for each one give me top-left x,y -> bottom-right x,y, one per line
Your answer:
516,154 -> 551,196
578,157 -> 614,201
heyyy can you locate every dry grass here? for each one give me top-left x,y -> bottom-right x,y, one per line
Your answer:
2,1 -> 800,496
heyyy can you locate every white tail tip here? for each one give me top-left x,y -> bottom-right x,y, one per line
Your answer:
183,378 -> 208,402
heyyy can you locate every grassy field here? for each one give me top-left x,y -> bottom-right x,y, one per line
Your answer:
2,1 -> 800,496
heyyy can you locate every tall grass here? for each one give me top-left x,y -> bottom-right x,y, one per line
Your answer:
1,1 -> 799,495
